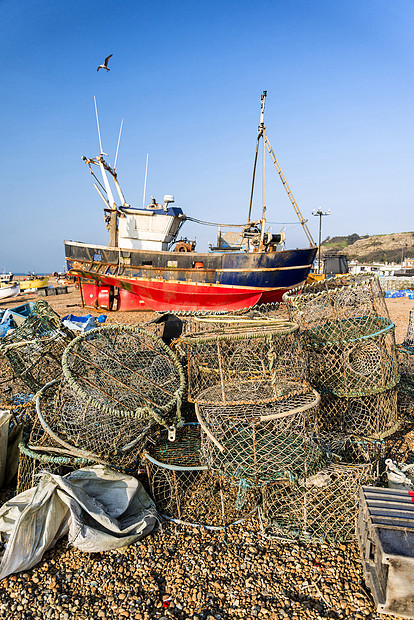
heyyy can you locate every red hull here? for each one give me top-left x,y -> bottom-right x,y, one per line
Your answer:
77,274 -> 298,312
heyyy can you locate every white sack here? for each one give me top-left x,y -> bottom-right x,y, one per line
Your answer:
0,465 -> 159,579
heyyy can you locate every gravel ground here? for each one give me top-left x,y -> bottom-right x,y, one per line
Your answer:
0,282 -> 413,619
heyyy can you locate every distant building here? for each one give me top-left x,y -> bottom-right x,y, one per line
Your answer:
348,260 -> 400,277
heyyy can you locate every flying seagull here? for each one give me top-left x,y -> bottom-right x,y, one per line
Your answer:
97,54 -> 113,72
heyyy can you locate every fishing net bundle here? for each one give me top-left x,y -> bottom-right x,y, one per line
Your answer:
176,320 -> 306,403
260,462 -> 374,542
283,273 -> 389,333
195,386 -> 324,486
303,318 -> 398,398
144,424 -> 259,528
0,301 -> 75,392
33,325 -> 185,467
317,389 -> 399,439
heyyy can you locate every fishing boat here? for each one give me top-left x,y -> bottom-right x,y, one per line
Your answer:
65,92 -> 317,312
0,282 -> 20,300
20,275 -> 49,291
0,272 -> 13,285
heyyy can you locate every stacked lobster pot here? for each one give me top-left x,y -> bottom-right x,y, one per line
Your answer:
396,307 -> 414,419
17,324 -> 186,492
168,316 -> 332,534
0,300 -> 75,400
143,422 -> 260,529
283,274 -> 399,444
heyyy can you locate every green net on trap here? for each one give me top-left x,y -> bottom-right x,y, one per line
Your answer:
317,389 -> 399,439
16,437 -> 91,494
144,423 -> 259,528
260,462 -> 374,542
196,385 -> 324,486
283,273 -> 389,333
34,325 -> 185,467
176,320 -> 306,403
0,301 -> 74,392
305,318 -> 398,397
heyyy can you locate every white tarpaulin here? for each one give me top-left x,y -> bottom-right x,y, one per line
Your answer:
0,465 -> 160,579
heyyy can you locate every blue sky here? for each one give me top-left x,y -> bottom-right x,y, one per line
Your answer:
1,0 -> 413,272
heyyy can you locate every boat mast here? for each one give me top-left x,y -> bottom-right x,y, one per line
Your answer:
83,153 -> 126,248
248,92 -> 316,247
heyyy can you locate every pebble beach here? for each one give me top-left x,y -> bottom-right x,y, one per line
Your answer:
0,281 -> 413,620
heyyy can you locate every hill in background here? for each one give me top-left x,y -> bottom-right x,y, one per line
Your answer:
321,232 -> 414,263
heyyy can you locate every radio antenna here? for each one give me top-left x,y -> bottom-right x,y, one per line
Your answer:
114,118 -> 123,170
142,153 -> 149,208
94,96 -> 103,155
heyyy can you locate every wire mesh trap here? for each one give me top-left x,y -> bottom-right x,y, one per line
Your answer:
260,462 -> 374,542
317,389 -> 399,439
316,431 -> 384,465
144,424 -> 259,528
396,344 -> 414,395
176,320 -> 306,403
196,386 -> 324,485
62,325 -> 185,425
178,306 -> 289,335
34,379 -> 151,467
305,320 -> 398,397
283,273 -> 390,333
0,301 -> 74,392
0,354 -> 31,403
404,308 -> 414,347
33,326 -> 185,467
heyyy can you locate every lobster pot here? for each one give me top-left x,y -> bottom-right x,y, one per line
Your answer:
0,301 -> 75,392
144,424 -> 259,528
261,462 -> 374,542
318,389 -> 399,438
179,306 -> 289,335
36,377 -> 158,468
196,384 -> 323,486
283,273 -> 389,333
0,354 -> 30,402
62,325 -> 185,421
177,320 -> 305,403
396,344 -> 414,395
305,319 -> 398,398
16,438 -> 90,494
404,308 -> 414,347
317,430 -> 384,464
